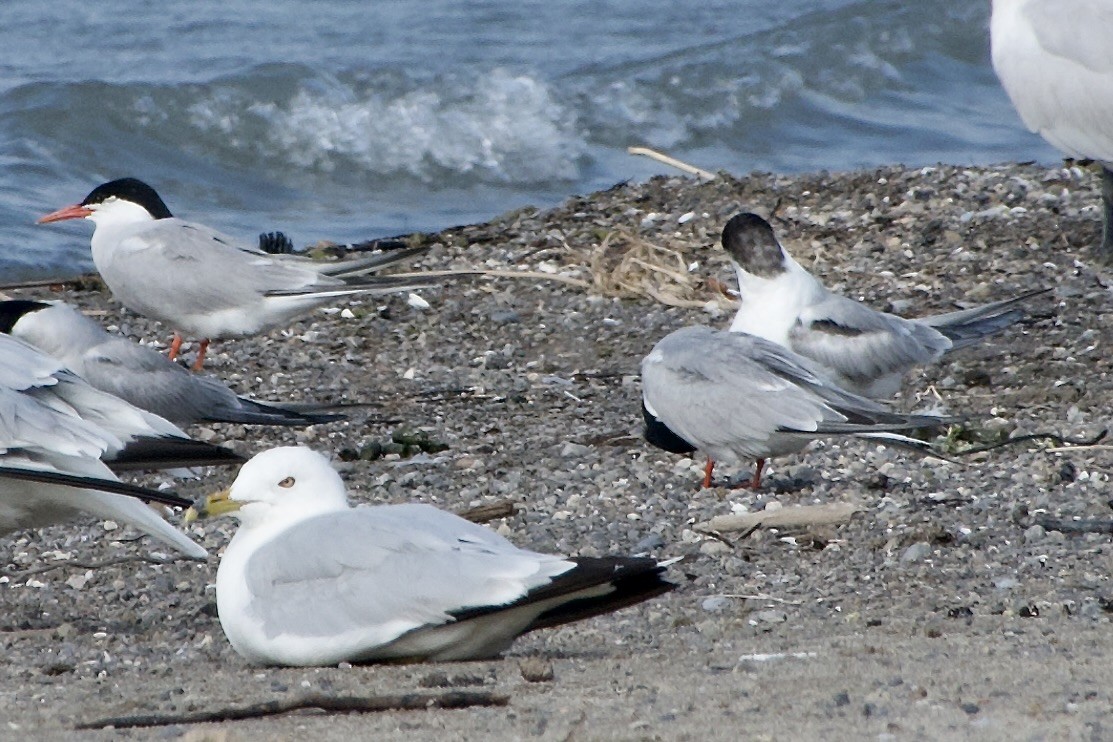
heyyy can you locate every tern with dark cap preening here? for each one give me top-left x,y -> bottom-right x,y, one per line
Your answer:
720,213 -> 1044,398
38,178 -> 429,370
0,299 -> 346,427
641,326 -> 952,489
0,334 -> 209,557
186,447 -> 675,665
990,0 -> 1113,260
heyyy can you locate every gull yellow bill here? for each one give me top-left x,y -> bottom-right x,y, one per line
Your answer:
184,487 -> 241,523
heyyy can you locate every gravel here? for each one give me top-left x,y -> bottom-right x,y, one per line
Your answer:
3,162 -> 1113,739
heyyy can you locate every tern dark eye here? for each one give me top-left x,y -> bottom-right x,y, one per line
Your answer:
278,477 -> 295,488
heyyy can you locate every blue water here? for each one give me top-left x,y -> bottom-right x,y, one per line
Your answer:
1,0 -> 1056,280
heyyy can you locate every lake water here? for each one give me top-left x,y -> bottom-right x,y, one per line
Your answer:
0,0 -> 1056,279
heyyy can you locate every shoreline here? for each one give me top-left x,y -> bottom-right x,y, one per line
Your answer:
3,162 -> 1113,739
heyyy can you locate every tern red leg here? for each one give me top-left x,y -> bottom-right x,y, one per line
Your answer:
167,332 -> 183,362
728,458 -> 766,490
701,457 -> 716,489
750,458 -> 766,489
191,339 -> 211,372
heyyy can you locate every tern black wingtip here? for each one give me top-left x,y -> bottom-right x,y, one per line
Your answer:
107,437 -> 245,471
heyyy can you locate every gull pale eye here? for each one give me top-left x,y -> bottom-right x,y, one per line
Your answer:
278,476 -> 295,488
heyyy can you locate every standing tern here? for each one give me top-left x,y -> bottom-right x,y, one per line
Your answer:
990,0 -> 1113,260
641,326 -> 951,489
38,178 -> 429,370
0,299 -> 346,427
185,447 -> 676,665
721,213 -> 1044,398
0,334 -> 208,557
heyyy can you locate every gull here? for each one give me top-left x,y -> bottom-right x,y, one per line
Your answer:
38,178 -> 429,370
721,212 -> 1044,398
641,326 -> 951,489
0,299 -> 346,426
990,0 -> 1113,259
186,447 -> 676,666
1,334 -> 209,557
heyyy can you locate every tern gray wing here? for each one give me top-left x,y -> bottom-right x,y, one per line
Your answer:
641,327 -> 854,462
107,219 -> 338,314
790,295 -> 951,386
642,327 -> 945,463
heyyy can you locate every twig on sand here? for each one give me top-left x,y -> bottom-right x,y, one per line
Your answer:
1032,516 -> 1113,535
0,554 -> 183,581
391,268 -> 591,290
626,146 -> 717,180
700,502 -> 863,534
75,690 -> 510,730
456,500 -> 519,524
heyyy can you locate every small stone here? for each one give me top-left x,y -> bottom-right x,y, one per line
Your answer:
633,533 -> 665,553
899,542 -> 931,564
701,596 -> 730,612
699,540 -> 730,556
518,658 -> 555,683
750,609 -> 788,625
560,442 -> 591,458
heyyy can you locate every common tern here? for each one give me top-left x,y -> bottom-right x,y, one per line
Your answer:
722,213 -> 1044,398
641,326 -> 951,489
0,299 -> 346,427
991,0 -> 1113,260
186,447 -> 675,665
38,178 -> 429,370
0,334 -> 209,557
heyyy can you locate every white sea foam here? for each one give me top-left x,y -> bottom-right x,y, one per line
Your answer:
183,69 -> 586,185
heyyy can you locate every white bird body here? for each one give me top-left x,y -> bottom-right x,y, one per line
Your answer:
87,210 -> 413,340
195,447 -> 673,666
991,0 -> 1113,164
39,178 -> 428,369
990,0 -> 1113,257
1,300 -> 344,426
721,213 -> 1040,398
0,334 -> 206,557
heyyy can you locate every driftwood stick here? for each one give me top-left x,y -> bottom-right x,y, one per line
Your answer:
1032,516 -> 1113,535
626,146 -> 717,180
701,502 -> 863,533
76,690 -> 510,730
389,268 -> 591,290
457,500 -> 519,524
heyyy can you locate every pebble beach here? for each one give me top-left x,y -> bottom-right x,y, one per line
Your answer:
3,162 -> 1113,739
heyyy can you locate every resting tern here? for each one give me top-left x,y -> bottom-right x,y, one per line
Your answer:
641,326 -> 951,489
721,212 -> 1044,398
0,299 -> 346,427
991,0 -> 1113,260
38,178 -> 428,370
0,334 -> 213,557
